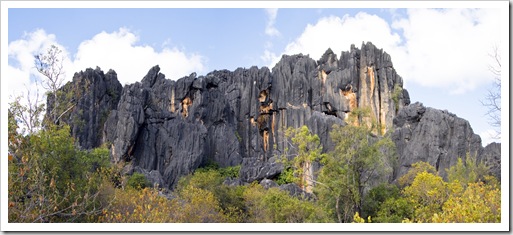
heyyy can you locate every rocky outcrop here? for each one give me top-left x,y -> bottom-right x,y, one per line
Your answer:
391,102 -> 500,180
481,142 -> 501,180
50,41 -> 500,191
50,42 -> 411,189
46,67 -> 122,149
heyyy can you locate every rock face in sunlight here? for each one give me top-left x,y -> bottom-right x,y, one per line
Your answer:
50,42 -> 499,189
391,102 -> 494,180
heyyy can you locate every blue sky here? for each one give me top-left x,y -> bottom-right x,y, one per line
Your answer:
4,3 -> 506,146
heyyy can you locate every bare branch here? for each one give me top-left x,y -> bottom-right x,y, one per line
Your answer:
34,44 -> 66,122
481,45 -> 501,139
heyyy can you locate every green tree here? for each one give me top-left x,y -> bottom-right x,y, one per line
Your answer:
403,171 -> 449,222
8,123 -> 109,222
316,122 -> 396,223
282,125 -> 326,192
446,154 -> 490,187
375,197 -> 415,223
361,183 -> 401,220
9,92 -> 45,135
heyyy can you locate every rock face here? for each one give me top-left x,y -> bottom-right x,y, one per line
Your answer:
391,102 -> 501,180
480,142 -> 501,180
47,67 -> 122,149
50,41 -> 500,190
102,42 -> 411,189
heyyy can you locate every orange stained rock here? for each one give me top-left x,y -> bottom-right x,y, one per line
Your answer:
182,97 -> 192,118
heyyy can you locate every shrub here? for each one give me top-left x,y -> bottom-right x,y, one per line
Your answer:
127,173 -> 150,189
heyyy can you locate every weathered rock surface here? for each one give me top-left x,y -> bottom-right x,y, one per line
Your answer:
50,41 -> 500,190
391,102 -> 500,180
481,142 -> 501,180
46,67 -> 122,149
101,42 -> 410,189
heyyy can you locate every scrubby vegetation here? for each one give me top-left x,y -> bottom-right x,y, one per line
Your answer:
8,99 -> 500,223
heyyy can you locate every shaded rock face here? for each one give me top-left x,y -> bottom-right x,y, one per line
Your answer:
47,67 -> 122,149
391,102 -> 500,181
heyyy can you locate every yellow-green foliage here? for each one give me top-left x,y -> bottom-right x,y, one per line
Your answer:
173,185 -> 228,223
391,160 -> 500,223
398,161 -> 437,187
446,154 -> 490,187
392,84 -> 403,111
243,183 -> 331,223
8,94 -> 501,223
99,187 -> 175,223
432,180 -> 501,223
403,171 -> 449,222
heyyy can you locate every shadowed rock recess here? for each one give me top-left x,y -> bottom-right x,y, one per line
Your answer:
50,42 -> 500,189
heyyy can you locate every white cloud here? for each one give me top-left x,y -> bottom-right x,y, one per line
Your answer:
7,29 -> 72,99
261,49 -> 280,68
7,28 -> 206,134
72,27 -> 205,85
8,28 -> 206,99
392,8 -> 501,94
265,8 -> 280,37
280,13 -> 402,64
273,9 -> 501,94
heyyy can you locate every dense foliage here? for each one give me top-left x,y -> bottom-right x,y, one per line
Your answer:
8,101 -> 500,223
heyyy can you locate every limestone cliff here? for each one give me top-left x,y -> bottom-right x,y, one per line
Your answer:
46,67 -> 122,150
49,42 -> 499,190
391,102 -> 500,180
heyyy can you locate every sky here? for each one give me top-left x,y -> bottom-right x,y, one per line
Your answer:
3,2 -> 507,146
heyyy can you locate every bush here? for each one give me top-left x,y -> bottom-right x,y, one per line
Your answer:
127,173 -> 150,189
219,165 -> 241,178
275,167 -> 295,185
362,183 -> 401,220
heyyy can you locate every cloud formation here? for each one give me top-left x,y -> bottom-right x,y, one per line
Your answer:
72,28 -> 205,85
392,8 -> 501,94
7,29 -> 72,99
265,8 -> 280,37
8,28 -> 206,100
271,9 -> 501,94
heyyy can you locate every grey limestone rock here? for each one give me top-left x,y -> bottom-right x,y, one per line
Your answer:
46,67 -> 122,149
392,102 -> 492,180
481,142 -> 501,180
49,41 -> 499,191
